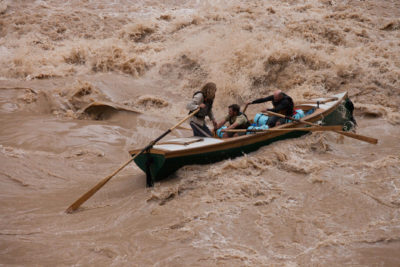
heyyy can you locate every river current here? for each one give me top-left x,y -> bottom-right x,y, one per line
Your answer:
0,0 -> 399,266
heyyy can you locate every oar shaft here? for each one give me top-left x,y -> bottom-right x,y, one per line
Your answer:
243,103 -> 250,114
221,126 -> 342,133
146,110 -> 201,148
264,111 -> 315,126
66,109 -> 200,213
173,110 -> 200,130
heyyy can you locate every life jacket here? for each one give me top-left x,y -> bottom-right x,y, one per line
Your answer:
190,91 -> 213,119
229,112 -> 251,129
272,93 -> 294,116
242,113 -> 251,129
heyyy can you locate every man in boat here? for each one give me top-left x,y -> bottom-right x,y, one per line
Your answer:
246,90 -> 294,127
186,82 -> 218,137
215,104 -> 250,138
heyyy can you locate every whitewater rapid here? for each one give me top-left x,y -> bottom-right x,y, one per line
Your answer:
1,0 -> 399,266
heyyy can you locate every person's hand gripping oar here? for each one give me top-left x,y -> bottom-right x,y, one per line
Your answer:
65,109 -> 200,214
264,111 -> 378,144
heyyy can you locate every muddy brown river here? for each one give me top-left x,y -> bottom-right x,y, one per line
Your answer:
1,0 -> 399,266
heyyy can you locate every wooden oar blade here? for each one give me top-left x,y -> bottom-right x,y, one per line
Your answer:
66,176 -> 112,213
65,109 -> 200,214
335,131 -> 378,144
66,158 -> 134,213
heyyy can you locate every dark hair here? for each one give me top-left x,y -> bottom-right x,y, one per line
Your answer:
229,104 -> 240,114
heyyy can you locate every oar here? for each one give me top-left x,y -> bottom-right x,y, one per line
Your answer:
328,130 -> 378,144
296,97 -> 338,105
176,125 -> 192,131
221,125 -> 342,133
66,109 -> 200,213
243,103 -> 250,114
264,111 -> 378,144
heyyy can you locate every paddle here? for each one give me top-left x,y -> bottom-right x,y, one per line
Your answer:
176,125 -> 192,131
221,125 -> 342,133
66,109 -> 200,213
264,111 -> 378,144
243,103 -> 250,114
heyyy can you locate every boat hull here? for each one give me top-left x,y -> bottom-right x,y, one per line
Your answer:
133,130 -> 308,182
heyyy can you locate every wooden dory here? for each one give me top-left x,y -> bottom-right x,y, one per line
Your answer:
129,92 -> 356,186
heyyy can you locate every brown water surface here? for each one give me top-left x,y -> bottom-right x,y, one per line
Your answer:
0,0 -> 399,266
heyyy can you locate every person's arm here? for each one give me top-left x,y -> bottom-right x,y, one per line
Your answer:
227,121 -> 240,130
208,109 -> 218,129
227,115 -> 246,130
186,93 -> 203,111
267,98 -> 290,113
250,95 -> 273,104
215,114 -> 229,130
215,118 -> 227,130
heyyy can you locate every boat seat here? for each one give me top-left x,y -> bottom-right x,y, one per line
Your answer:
158,138 -> 204,146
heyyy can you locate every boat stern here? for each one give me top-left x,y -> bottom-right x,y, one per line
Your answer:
130,150 -> 166,187
322,96 -> 356,131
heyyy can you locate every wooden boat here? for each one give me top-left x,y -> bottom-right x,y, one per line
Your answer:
129,92 -> 356,186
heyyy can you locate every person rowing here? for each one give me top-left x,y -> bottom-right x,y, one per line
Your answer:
245,90 -> 294,127
186,82 -> 218,137
215,104 -> 250,138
